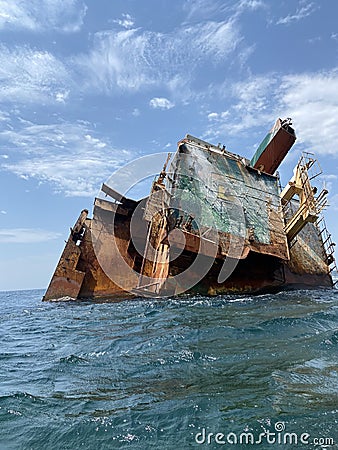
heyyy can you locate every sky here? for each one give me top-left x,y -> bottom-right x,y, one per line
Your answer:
0,0 -> 337,290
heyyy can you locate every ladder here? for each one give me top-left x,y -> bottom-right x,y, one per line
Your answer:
315,216 -> 337,286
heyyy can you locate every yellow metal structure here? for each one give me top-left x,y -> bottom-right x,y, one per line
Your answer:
281,154 -> 327,242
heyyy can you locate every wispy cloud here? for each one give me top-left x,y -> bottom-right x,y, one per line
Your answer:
0,120 -> 133,197
203,75 -> 279,140
149,97 -> 175,110
183,0 -> 266,22
231,76 -> 277,117
74,19 -> 241,95
235,0 -> 267,14
276,1 -> 317,26
0,0 -> 87,32
307,36 -> 322,44
0,228 -> 61,244
183,0 -> 225,21
0,10 -> 243,106
0,111 -> 10,122
0,44 -> 72,104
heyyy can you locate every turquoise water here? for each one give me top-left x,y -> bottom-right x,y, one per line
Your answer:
1,289 -> 338,449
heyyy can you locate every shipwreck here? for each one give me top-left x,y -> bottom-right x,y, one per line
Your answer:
43,118 -> 337,301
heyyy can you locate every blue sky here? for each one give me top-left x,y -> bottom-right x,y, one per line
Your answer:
0,0 -> 337,290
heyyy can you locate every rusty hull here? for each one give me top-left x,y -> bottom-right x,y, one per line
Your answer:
43,203 -> 333,301
43,123 -> 335,301
43,200 -> 138,301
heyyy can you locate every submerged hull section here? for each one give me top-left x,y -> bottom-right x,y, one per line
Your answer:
43,121 -> 336,301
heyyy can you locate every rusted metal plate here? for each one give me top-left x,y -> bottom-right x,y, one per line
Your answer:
43,270 -> 85,301
101,183 -> 137,208
251,118 -> 296,174
43,211 -> 88,301
94,197 -> 129,216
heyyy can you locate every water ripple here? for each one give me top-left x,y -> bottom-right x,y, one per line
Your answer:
0,289 -> 338,448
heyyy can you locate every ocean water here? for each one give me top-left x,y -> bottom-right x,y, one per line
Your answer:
1,288 -> 338,450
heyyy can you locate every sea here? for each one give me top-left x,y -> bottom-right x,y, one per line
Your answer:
1,286 -> 338,449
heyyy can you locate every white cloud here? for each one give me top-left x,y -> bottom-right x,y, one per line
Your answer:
183,0 -> 221,20
113,13 -> 135,29
232,76 -> 276,109
74,20 -> 241,94
196,20 -> 240,61
0,0 -> 87,32
0,228 -> 61,244
55,90 -> 70,103
207,111 -> 229,121
0,111 -> 10,122
149,97 -> 175,110
204,70 -> 338,157
0,2 -> 36,30
0,120 -> 133,197
206,76 -> 278,137
235,0 -> 266,14
0,13 -> 244,106
242,0 -> 265,9
183,0 -> 266,22
208,112 -> 219,120
1,210 -> 7,214
279,71 -> 338,155
0,45 -> 71,104
276,1 -> 317,25
75,29 -> 152,92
